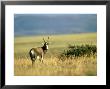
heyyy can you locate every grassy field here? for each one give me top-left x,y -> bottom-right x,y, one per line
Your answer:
14,33 -> 97,76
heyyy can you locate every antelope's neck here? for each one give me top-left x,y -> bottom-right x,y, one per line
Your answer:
42,46 -> 47,51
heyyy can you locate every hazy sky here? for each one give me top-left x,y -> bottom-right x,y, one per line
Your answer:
14,14 -> 97,36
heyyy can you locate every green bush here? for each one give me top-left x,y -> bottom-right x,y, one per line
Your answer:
60,44 -> 97,58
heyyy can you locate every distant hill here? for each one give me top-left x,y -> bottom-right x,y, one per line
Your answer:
14,14 -> 97,36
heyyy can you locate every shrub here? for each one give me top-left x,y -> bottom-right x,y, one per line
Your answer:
59,44 -> 97,60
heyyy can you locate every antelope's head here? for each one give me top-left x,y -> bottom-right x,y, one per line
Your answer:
42,37 -> 49,50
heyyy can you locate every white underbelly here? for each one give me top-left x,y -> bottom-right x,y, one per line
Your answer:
37,56 -> 40,59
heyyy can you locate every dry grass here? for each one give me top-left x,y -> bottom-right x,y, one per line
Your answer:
14,55 -> 97,76
14,33 -> 97,76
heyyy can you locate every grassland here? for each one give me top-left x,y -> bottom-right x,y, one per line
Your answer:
14,33 -> 97,76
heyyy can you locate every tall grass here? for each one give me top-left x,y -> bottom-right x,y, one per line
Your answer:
14,33 -> 97,76
14,55 -> 97,76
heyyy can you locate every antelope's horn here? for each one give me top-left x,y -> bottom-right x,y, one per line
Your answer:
43,38 -> 45,42
48,36 -> 49,39
47,37 -> 49,42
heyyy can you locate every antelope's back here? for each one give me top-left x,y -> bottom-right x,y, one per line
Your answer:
32,47 -> 44,55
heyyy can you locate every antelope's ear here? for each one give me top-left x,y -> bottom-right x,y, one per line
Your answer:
47,43 -> 49,45
48,42 -> 51,45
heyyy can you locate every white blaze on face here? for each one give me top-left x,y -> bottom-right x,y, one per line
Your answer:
46,45 -> 48,49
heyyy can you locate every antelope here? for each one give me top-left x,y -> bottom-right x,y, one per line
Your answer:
29,37 -> 49,66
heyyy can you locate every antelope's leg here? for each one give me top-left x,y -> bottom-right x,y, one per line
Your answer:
32,59 -> 35,66
41,55 -> 44,63
31,56 -> 35,66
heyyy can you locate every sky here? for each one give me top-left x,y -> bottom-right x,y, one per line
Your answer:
14,14 -> 97,36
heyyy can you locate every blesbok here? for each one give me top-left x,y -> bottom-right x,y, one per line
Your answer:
29,37 -> 49,66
